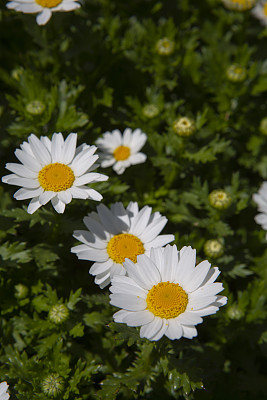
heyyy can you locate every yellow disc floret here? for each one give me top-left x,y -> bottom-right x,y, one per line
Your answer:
146,281 -> 188,319
264,4 -> 267,16
113,146 -> 130,161
107,233 -> 145,263
35,0 -> 62,7
38,163 -> 75,192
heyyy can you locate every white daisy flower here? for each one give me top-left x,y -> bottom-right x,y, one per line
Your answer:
71,202 -> 174,288
96,128 -> 147,175
6,0 -> 80,26
110,245 -> 227,341
252,1 -> 267,26
2,133 -> 108,214
253,182 -> 267,229
0,382 -> 10,400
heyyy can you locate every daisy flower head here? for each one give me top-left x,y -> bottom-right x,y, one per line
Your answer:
0,382 -> 10,400
6,0 -> 80,26
221,0 -> 256,11
252,1 -> 267,26
71,202 -> 174,288
110,245 -> 227,341
2,132 -> 108,214
96,128 -> 147,175
253,182 -> 267,230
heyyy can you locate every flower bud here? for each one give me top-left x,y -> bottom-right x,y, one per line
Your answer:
14,283 -> 29,299
209,189 -> 232,210
48,304 -> 69,324
226,64 -> 246,82
26,100 -> 45,115
155,38 -> 175,56
142,104 -> 159,119
41,374 -> 64,398
204,239 -> 224,259
227,304 -> 244,320
172,117 -> 195,137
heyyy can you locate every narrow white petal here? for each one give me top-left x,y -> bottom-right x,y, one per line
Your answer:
113,309 -> 131,323
192,282 -> 224,298
128,153 -> 147,165
126,201 -> 139,219
39,191 -> 56,205
58,190 -> 72,204
101,158 -> 115,168
15,149 -> 40,172
14,187 -> 43,200
201,267 -> 221,286
5,176 -> 40,188
97,203 -> 128,235
51,197 -> 65,213
145,235 -> 175,250
69,187 -> 88,199
176,247 -> 196,286
5,163 -> 37,178
73,230 -> 107,249
129,206 -> 152,236
110,263 -> 125,279
28,134 -> 51,165
75,248 -> 108,262
151,318 -> 168,341
188,295 -> 217,311
135,254 -> 161,286
40,136 -> 51,152
165,318 -> 183,340
95,272 -> 110,287
140,317 -> 163,340
36,8 -> 52,25
124,257 -> 159,290
113,162 -> 126,175
182,325 -> 198,339
183,260 -> 211,292
149,247 -> 165,276
74,172 -> 108,186
131,131 -> 147,153
89,259 -> 113,275
61,133 -> 77,164
110,282 -> 147,299
27,197 -> 42,214
71,151 -> 98,176
51,132 -> 64,163
110,202 -> 130,228
176,311 -> 203,325
140,216 -> 168,242
123,310 -> 154,327
110,293 -> 147,311
0,382 -> 9,396
83,215 -> 108,240
84,188 -> 103,201
122,128 -> 133,146
160,245 -> 179,282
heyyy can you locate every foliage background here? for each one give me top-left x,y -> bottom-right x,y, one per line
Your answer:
1,0 -> 267,398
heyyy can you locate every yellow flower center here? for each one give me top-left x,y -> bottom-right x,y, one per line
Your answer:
146,282 -> 188,319
113,146 -> 130,161
264,4 -> 267,16
38,163 -> 75,192
107,233 -> 145,263
35,0 -> 62,7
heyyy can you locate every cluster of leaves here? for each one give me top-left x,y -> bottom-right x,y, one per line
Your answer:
1,0 -> 267,399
